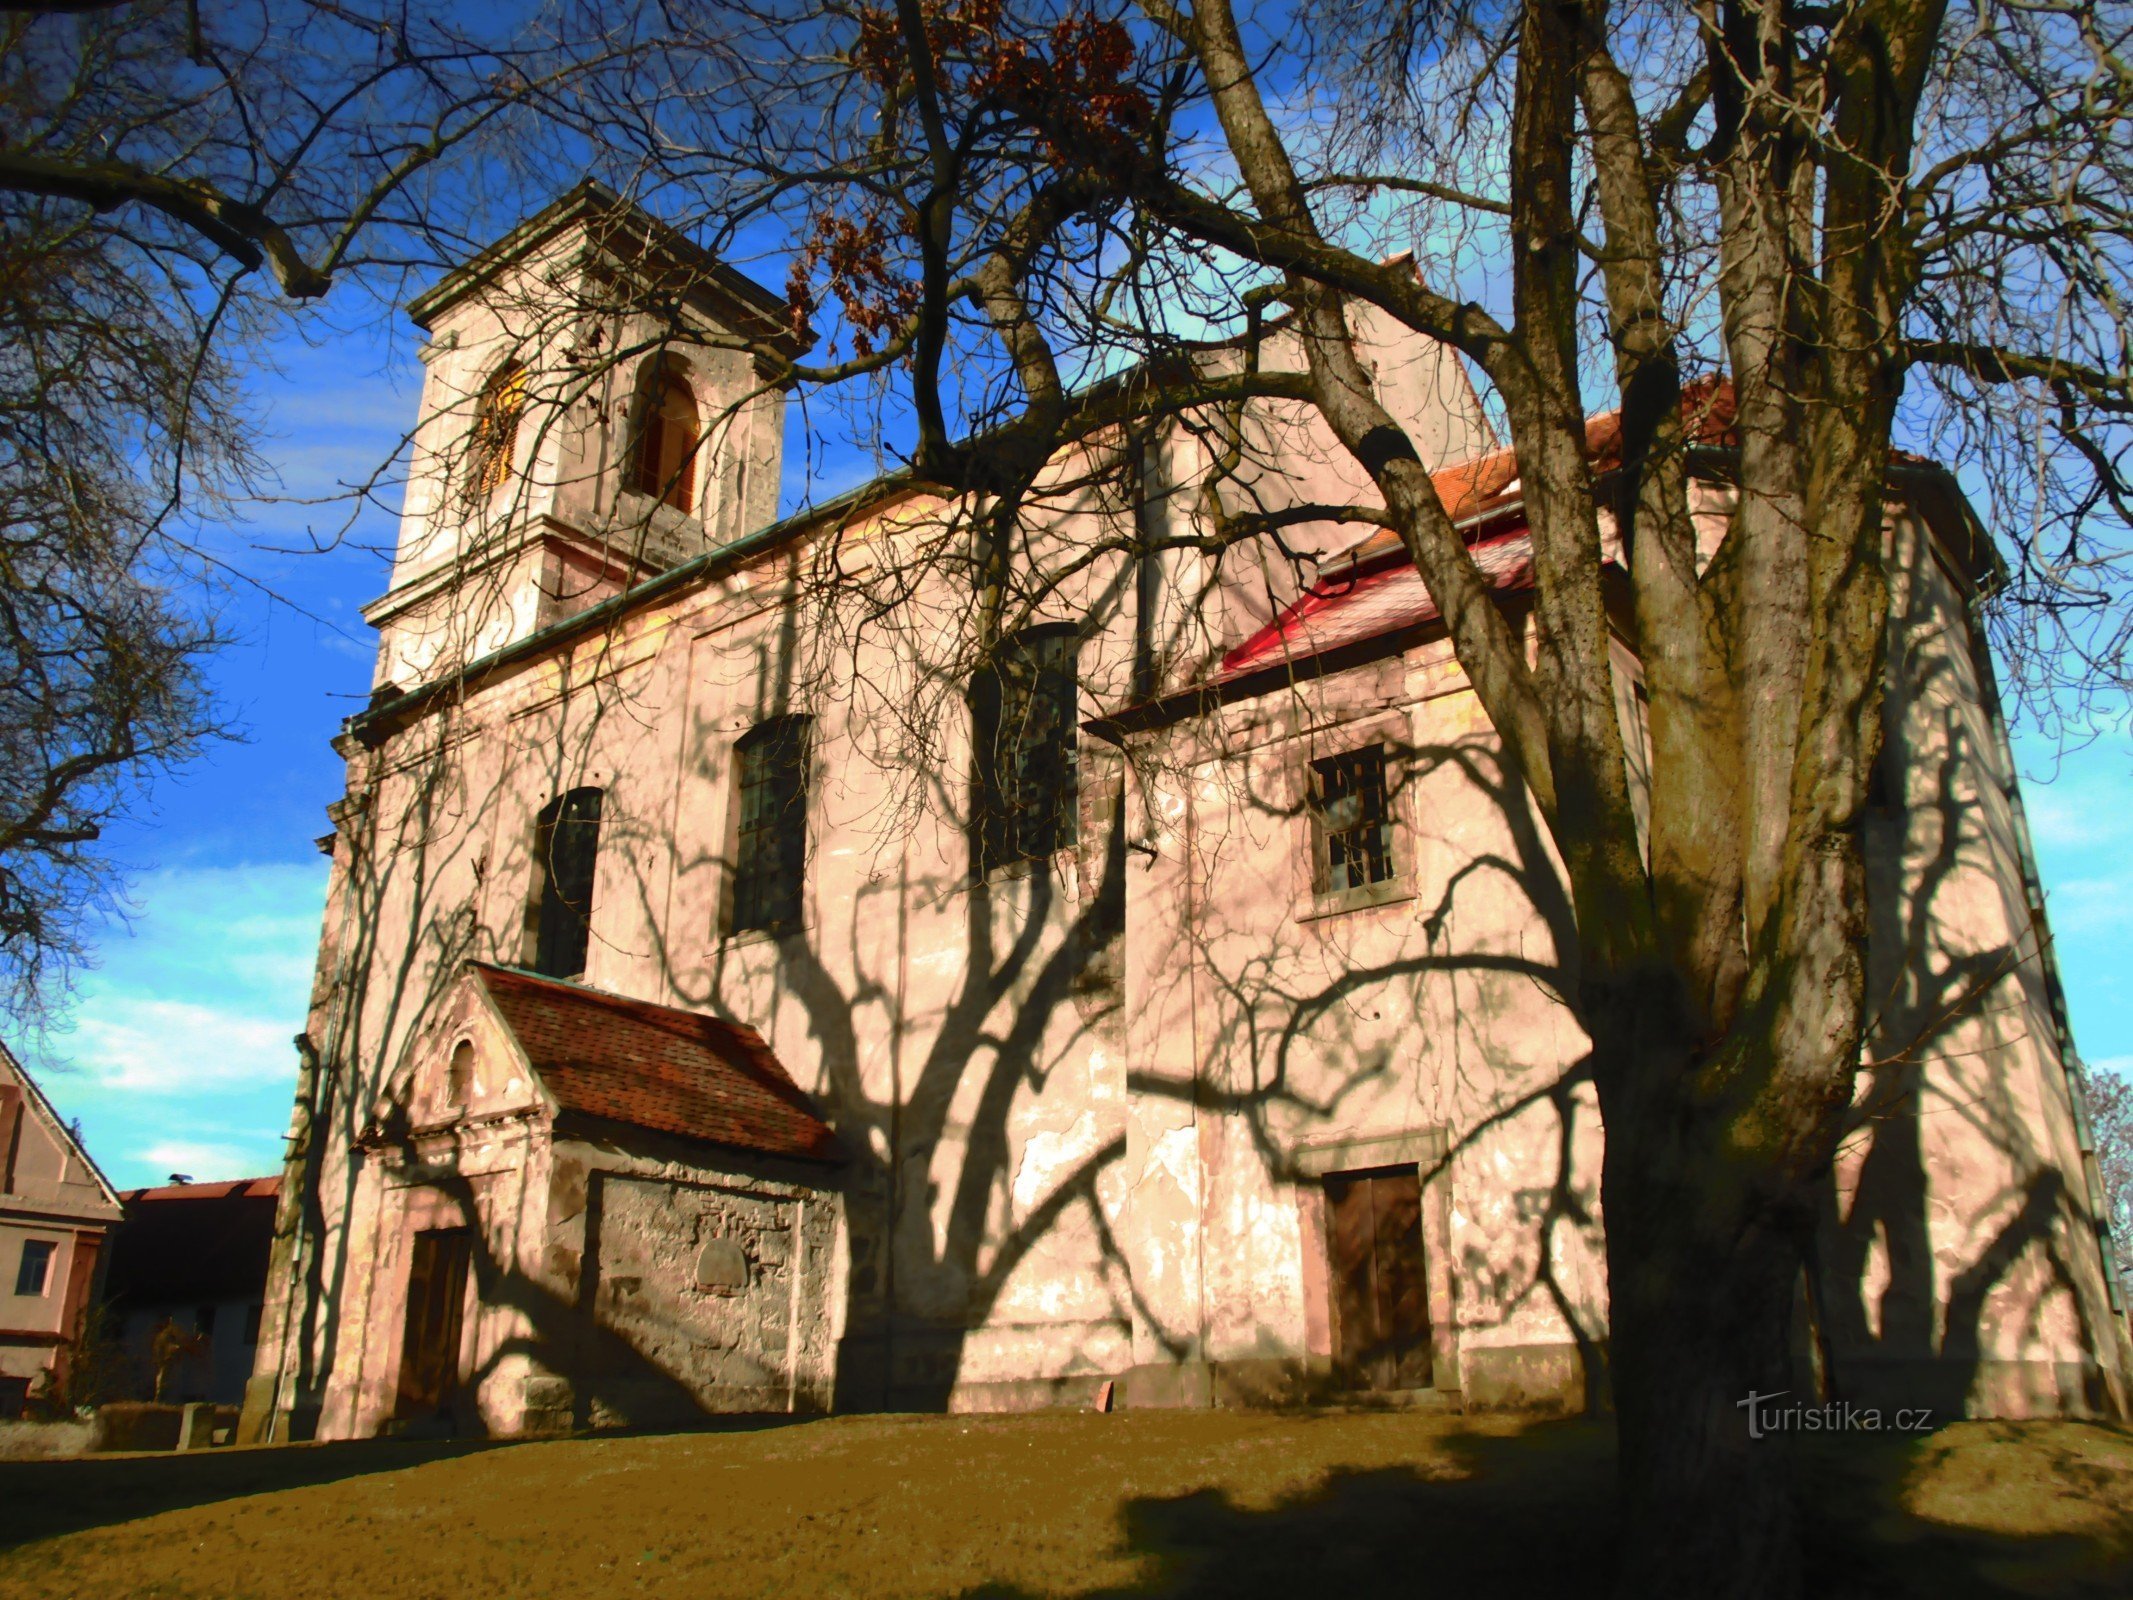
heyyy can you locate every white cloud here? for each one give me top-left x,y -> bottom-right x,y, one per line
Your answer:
2023,788 -> 2114,854
29,858 -> 326,1188
70,998 -> 296,1092
2042,875 -> 2133,941
133,1139 -> 272,1184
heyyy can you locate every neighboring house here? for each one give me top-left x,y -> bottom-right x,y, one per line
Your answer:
0,1045 -> 123,1418
244,184 -> 2131,1442
103,1176 -> 280,1406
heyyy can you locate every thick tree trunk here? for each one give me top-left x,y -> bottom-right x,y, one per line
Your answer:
1603,1074 -> 1810,1599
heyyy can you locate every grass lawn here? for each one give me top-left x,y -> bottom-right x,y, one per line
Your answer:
0,1410 -> 2128,1599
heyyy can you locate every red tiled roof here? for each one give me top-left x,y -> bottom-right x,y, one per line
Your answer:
1213,381 -> 1735,685
1220,528 -> 1534,680
121,1176 -> 281,1205
470,964 -> 842,1164
1330,377 -> 1737,568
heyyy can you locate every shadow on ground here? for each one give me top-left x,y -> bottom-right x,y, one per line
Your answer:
1,1412 -> 2128,1599
0,1412 -> 805,1552
950,1417 -> 2133,1600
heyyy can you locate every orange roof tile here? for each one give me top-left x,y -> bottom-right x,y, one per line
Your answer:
470,964 -> 842,1165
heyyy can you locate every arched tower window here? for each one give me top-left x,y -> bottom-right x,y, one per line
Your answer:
468,360 -> 526,500
631,363 -> 701,513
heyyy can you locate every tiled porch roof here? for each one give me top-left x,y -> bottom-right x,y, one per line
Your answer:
471,964 -> 843,1164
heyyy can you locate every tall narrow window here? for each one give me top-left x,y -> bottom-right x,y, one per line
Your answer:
531,787 -> 603,978
631,363 -> 701,513
446,1040 -> 475,1106
468,360 -> 526,500
731,716 -> 810,935
1311,745 -> 1396,893
973,628 -> 1079,877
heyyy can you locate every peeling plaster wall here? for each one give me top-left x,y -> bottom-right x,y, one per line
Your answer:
1121,634 -> 1608,1410
574,1160 -> 839,1424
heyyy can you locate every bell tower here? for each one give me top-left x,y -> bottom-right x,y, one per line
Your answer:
364,181 -> 802,694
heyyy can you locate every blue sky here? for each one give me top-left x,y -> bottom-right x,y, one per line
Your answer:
19,281 -> 2133,1190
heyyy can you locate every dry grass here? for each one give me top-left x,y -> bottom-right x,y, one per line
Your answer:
0,1410 -> 2126,1599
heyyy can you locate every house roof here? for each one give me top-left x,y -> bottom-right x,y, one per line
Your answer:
1183,378 -> 1978,705
1219,527 -> 1537,682
469,964 -> 843,1165
104,1177 -> 281,1305
122,1176 -> 281,1206
0,1038 -> 124,1217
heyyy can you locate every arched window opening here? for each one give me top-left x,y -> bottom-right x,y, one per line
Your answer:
446,1040 -> 475,1106
531,787 -> 603,979
468,360 -> 526,501
631,364 -> 701,513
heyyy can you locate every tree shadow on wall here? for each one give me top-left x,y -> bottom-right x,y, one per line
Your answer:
1819,615 -> 2120,1419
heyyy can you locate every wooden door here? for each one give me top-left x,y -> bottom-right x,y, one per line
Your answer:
395,1227 -> 472,1420
1325,1167 -> 1432,1391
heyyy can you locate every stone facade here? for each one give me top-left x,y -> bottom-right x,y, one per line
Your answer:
246,186 -> 2131,1440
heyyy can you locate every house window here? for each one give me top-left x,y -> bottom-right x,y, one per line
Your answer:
531,787 -> 603,979
1311,744 -> 1396,894
468,360 -> 526,500
631,362 -> 701,513
14,1239 -> 54,1296
731,716 -> 809,935
972,628 -> 1079,877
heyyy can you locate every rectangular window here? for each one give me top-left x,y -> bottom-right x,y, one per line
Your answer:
973,629 -> 1079,877
1311,745 -> 1396,894
14,1238 -> 55,1297
532,787 -> 603,979
731,716 -> 810,935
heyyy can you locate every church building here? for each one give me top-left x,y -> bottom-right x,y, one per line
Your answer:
241,183 -> 2131,1441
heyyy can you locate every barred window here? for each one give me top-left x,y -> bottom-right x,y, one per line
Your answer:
468,360 -> 525,500
1311,745 -> 1396,894
631,362 -> 701,513
731,716 -> 809,935
972,628 -> 1079,878
531,787 -> 602,978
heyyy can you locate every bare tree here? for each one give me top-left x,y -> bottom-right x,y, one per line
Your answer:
0,0 -> 625,1019
18,0 -> 2126,1590
494,0 -> 2132,1592
2091,1063 -> 2133,1296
